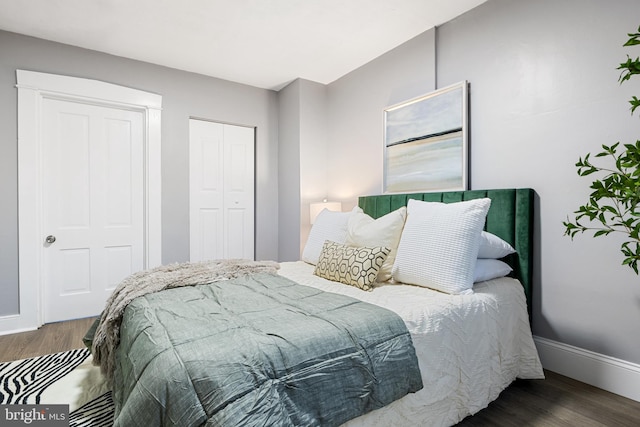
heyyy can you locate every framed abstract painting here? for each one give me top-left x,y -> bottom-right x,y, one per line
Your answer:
383,81 -> 469,193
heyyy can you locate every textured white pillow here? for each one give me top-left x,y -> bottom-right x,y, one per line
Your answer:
302,208 -> 352,265
392,198 -> 491,294
474,259 -> 512,282
478,231 -> 516,259
345,206 -> 407,282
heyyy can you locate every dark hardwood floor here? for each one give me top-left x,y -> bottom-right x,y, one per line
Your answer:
0,316 -> 96,363
457,370 -> 640,426
1,318 -> 639,426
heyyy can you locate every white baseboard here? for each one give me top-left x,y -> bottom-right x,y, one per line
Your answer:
534,336 -> 640,402
0,313 -> 38,336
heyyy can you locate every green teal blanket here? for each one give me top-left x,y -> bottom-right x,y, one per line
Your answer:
112,272 -> 422,426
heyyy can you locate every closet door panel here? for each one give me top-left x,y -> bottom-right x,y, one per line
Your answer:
190,119 -> 254,262
223,124 -> 255,260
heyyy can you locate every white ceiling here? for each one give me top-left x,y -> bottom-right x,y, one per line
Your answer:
0,0 -> 486,90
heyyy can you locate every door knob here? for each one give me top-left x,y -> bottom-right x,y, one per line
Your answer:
45,235 -> 56,244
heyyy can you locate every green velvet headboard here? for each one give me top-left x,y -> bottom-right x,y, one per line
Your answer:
358,188 -> 534,314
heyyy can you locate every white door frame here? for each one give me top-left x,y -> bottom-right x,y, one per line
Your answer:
2,70 -> 162,334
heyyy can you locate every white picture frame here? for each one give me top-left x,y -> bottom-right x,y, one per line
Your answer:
384,81 -> 469,193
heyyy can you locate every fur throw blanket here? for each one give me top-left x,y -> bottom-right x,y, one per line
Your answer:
91,259 -> 280,382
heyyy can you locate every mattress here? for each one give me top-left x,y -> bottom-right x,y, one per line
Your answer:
278,261 -> 544,427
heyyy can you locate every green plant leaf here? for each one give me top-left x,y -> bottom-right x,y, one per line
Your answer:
565,25 -> 640,275
630,96 -> 640,114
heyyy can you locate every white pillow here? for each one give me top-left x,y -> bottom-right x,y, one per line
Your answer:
478,231 -> 516,259
474,259 -> 512,282
302,208 -> 352,265
345,206 -> 407,282
392,198 -> 491,294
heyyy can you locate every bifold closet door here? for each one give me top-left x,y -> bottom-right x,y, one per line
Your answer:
189,119 -> 255,261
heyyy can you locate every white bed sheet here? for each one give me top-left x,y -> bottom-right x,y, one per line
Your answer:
278,261 -> 544,427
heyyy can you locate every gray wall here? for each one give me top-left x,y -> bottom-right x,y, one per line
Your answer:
326,29 -> 437,206
437,0 -> 640,364
278,78 -> 328,261
298,79 -> 329,257
323,0 -> 640,364
277,80 -> 301,262
0,30 -> 279,316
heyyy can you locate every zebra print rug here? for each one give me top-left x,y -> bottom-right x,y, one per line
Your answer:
0,348 -> 113,426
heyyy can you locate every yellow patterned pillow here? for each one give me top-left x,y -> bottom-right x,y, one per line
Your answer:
313,240 -> 391,291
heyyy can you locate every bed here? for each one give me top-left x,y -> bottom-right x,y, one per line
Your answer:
286,188 -> 543,426
92,188 -> 543,427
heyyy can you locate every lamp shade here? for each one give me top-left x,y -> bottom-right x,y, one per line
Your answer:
310,200 -> 342,224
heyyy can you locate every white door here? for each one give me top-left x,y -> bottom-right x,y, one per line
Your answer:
189,119 -> 254,261
42,98 -> 144,322
223,124 -> 255,259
